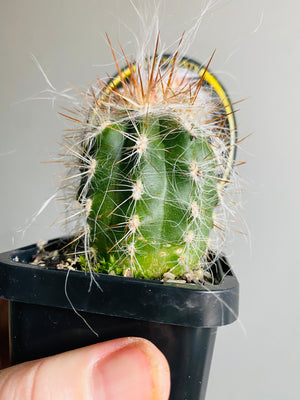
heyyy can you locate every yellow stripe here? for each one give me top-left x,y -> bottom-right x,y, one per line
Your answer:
199,67 -> 236,185
103,67 -> 132,98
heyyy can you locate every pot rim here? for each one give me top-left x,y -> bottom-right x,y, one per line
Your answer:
0,238 -> 239,328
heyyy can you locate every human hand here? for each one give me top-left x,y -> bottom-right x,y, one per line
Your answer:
0,305 -> 170,400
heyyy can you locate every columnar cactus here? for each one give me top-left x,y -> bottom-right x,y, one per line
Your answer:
60,40 -> 236,281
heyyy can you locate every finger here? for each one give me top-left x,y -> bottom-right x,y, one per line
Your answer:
0,337 -> 170,400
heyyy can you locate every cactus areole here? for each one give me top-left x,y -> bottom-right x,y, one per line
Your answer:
63,53 -> 237,280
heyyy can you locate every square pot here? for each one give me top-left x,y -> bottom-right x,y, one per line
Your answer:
0,238 -> 239,400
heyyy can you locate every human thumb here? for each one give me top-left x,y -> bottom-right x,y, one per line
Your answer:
0,337 -> 170,400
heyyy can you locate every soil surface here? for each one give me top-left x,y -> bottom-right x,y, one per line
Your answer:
31,239 -> 215,284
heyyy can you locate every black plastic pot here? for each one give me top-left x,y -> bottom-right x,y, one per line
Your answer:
0,238 -> 239,400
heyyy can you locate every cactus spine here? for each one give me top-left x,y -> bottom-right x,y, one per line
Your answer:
60,43 -> 236,281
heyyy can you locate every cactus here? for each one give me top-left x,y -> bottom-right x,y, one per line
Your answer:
59,39 -> 236,281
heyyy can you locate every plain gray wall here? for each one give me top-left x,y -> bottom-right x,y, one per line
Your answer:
1,0 -> 299,398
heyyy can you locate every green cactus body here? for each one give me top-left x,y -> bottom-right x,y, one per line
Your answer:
81,114 -> 218,279
63,53 -> 236,280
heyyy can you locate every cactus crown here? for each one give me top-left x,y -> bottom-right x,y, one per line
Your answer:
59,37 -> 237,281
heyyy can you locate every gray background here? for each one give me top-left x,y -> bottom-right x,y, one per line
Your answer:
0,0 -> 299,398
